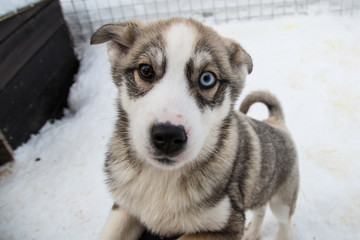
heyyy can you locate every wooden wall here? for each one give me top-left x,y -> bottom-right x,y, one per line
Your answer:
0,0 -> 79,165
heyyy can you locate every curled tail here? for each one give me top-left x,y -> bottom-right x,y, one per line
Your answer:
239,90 -> 285,122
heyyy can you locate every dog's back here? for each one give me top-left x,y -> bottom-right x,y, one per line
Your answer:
236,91 -> 298,209
236,91 -> 299,240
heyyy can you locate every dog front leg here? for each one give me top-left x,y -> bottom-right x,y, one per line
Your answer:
178,210 -> 245,240
98,203 -> 144,240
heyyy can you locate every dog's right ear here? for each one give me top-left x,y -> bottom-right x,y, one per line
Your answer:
90,20 -> 142,63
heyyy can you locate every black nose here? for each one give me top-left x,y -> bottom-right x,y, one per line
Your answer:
151,123 -> 187,156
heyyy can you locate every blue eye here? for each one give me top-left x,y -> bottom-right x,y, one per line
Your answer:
199,72 -> 216,89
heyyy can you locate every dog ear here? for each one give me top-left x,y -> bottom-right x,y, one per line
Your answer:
226,39 -> 253,75
90,20 -> 142,63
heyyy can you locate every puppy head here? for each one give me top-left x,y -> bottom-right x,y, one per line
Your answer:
91,18 -> 252,170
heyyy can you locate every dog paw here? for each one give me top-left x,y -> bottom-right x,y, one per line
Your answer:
242,235 -> 261,240
242,230 -> 261,240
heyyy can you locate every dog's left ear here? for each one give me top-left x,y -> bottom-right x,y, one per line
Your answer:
90,20 -> 142,64
226,39 -> 253,75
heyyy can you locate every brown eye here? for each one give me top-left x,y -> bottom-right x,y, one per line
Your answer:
138,64 -> 155,81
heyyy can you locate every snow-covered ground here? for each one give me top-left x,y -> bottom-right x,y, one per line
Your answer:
1,14 -> 360,240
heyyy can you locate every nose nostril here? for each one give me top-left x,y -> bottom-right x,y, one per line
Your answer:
154,136 -> 164,143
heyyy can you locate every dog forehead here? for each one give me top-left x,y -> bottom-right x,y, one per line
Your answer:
164,23 -> 197,68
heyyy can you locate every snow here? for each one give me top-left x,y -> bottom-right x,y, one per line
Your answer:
1,14 -> 360,240
0,0 -> 41,17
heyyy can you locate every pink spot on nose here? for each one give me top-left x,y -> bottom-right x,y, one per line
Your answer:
177,114 -> 182,118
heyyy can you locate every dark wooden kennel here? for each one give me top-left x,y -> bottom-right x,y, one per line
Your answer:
0,0 -> 79,165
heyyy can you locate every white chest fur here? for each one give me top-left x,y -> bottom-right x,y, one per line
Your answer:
111,164 -> 231,235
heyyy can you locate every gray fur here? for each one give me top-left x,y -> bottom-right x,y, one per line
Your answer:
91,18 -> 299,240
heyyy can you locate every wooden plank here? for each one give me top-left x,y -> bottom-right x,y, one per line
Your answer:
0,1 -> 67,119
0,26 -> 78,148
0,25 -> 76,121
0,130 -> 13,165
0,0 -> 64,90
0,0 -> 50,44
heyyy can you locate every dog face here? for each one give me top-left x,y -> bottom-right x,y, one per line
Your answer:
91,18 -> 252,170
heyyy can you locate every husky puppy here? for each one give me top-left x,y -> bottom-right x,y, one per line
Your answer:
91,18 -> 299,240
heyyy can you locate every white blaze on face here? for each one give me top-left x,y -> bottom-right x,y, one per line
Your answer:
121,23 -> 231,169
153,23 -> 198,127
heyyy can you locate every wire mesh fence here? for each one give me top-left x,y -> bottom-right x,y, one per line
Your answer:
59,0 -> 360,43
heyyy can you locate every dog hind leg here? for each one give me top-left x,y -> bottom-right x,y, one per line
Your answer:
269,177 -> 298,240
242,205 -> 267,240
270,198 -> 293,240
